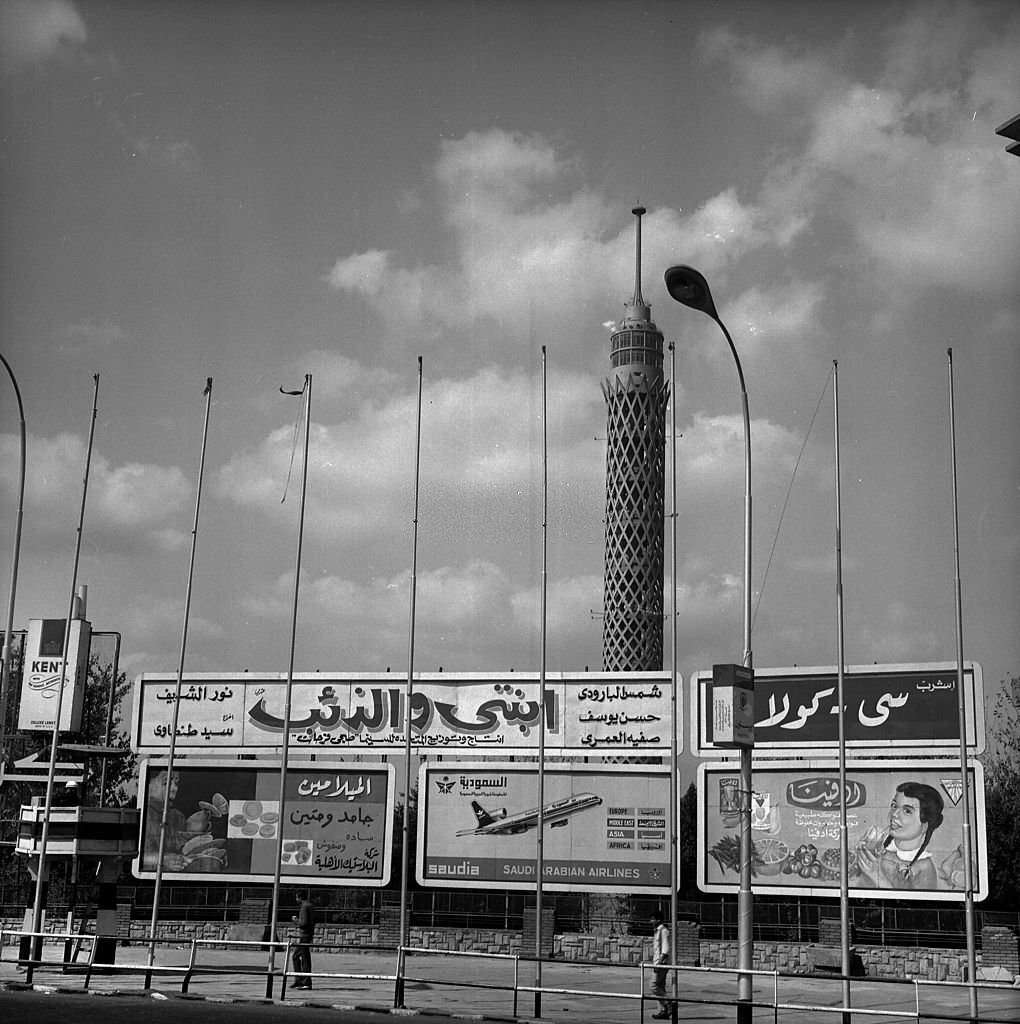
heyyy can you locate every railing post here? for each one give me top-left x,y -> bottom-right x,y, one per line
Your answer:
394,945 -> 405,1008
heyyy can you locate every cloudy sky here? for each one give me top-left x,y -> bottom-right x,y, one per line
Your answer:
1,0 -> 1018,744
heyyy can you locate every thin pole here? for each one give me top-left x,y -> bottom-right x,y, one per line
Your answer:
832,362 -> 852,1024
146,378 -> 213,976
29,373 -> 99,983
947,349 -> 978,1024
533,345 -> 549,1018
668,342 -> 679,1023
713,316 -> 753,1024
267,373 -> 312,996
0,352 -> 26,765
397,356 -> 423,1006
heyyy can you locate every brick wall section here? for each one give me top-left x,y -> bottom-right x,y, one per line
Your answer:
980,927 -> 1019,975
556,922 -> 700,966
0,915 -> 1015,982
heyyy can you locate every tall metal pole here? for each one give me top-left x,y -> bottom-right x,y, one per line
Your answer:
28,373 -> 99,983
0,352 -> 26,765
832,362 -> 852,1024
146,379 -> 213,977
664,266 -> 753,1024
396,356 -> 423,1006
715,317 -> 754,1024
533,345 -> 549,1018
947,349 -> 978,1024
668,342 -> 679,1023
267,374 -> 312,996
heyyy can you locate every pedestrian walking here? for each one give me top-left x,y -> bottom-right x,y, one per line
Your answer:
291,890 -> 316,989
650,911 -> 671,1019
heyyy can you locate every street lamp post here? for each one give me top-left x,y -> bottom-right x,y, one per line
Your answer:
664,266 -> 753,1024
0,353 -> 26,766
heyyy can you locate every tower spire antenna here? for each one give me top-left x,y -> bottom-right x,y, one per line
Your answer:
632,205 -> 646,308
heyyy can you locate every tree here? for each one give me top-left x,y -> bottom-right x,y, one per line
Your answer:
983,674 -> 1020,908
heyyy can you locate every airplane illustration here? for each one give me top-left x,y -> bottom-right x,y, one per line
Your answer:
455,793 -> 602,836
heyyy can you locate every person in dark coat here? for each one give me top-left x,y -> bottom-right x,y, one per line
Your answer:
291,891 -> 316,989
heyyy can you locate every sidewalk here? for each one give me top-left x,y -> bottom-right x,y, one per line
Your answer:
1,942 -> 1017,1023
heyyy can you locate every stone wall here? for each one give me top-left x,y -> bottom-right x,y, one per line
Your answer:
0,913 -> 1014,983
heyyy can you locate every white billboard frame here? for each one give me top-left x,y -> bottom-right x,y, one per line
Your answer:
697,757 -> 987,902
132,758 -> 395,887
690,661 -> 984,757
416,761 -> 674,894
131,670 -> 678,756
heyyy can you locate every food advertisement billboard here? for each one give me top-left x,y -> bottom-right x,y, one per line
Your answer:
691,662 -> 983,756
133,759 -> 394,886
417,762 -> 673,893
698,758 -> 986,902
131,671 -> 676,755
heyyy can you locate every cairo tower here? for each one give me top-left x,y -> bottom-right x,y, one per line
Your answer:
601,207 -> 668,672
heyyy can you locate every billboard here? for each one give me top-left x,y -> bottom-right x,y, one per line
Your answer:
133,759 -> 394,886
697,758 -> 987,902
691,662 -> 983,756
131,671 -> 677,755
417,762 -> 673,893
18,618 -> 91,732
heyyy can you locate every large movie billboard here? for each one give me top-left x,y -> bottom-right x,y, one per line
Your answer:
691,662 -> 983,756
133,759 -> 394,886
131,672 -> 676,755
417,762 -> 673,893
697,758 -> 986,902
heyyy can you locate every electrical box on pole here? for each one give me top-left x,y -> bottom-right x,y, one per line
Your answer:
711,663 -> 754,748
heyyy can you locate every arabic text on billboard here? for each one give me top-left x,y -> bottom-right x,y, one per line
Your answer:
698,758 -> 986,902
418,763 -> 673,893
133,759 -> 393,886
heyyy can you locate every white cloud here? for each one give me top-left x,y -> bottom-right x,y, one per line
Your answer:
217,364 -> 604,546
324,129 -> 803,353
702,9 -> 1020,296
57,319 -> 126,353
0,0 -> 86,73
0,432 -> 190,541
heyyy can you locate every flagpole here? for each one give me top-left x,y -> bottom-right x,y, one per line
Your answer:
28,373 -> 99,983
533,345 -> 549,1018
146,378 -> 213,981
267,374 -> 312,997
947,349 -> 978,1024
396,356 -> 423,1007
832,362 -> 852,1024
668,341 -> 679,1023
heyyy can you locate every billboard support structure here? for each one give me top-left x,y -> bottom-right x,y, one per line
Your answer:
948,349 -> 978,1023
267,374 -> 312,996
146,378 -> 213,982
28,373 -> 98,986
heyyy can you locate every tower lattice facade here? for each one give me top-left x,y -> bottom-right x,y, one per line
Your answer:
601,207 -> 668,672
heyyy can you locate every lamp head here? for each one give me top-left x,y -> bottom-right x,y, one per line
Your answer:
664,264 -> 718,320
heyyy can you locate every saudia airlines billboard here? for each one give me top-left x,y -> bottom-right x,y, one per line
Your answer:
417,762 -> 673,893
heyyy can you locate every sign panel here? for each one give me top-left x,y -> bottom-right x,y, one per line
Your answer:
18,618 -> 90,732
417,762 -> 673,893
133,759 -> 394,886
698,758 -> 987,902
131,672 -> 677,755
692,662 -> 983,756
18,806 -> 139,857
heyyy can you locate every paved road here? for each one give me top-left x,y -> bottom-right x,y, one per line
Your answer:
1,942 -> 1017,1023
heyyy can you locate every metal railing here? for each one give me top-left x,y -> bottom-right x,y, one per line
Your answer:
3,929 -> 1018,1022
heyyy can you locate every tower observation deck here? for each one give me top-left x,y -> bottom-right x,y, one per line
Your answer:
601,207 -> 668,671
